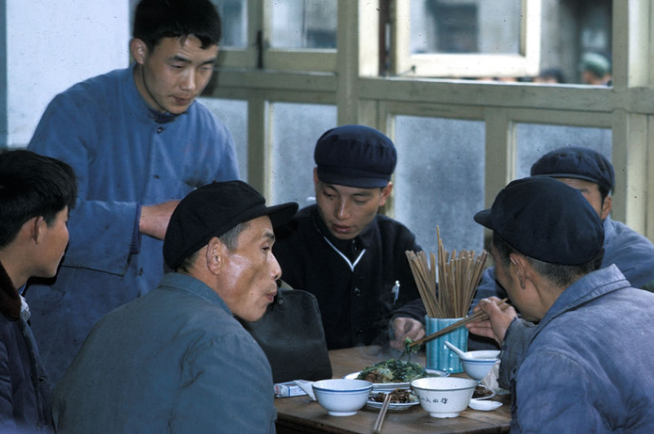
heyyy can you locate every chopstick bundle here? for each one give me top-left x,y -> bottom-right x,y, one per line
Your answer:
408,298 -> 510,347
406,226 -> 488,319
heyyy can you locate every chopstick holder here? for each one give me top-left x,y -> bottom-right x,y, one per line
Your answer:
372,392 -> 392,434
408,298 -> 510,347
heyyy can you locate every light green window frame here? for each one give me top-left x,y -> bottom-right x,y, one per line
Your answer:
390,0 -> 542,78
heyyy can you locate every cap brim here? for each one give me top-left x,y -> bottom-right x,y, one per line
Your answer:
266,202 -> 299,229
318,172 -> 389,188
473,209 -> 493,230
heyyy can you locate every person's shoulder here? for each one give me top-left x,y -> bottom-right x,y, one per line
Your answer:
47,67 -> 131,112
373,214 -> 417,238
185,99 -> 229,131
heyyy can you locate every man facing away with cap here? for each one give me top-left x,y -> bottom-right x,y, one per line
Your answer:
51,181 -> 298,434
467,177 -> 654,433
469,146 -> 654,351
273,125 -> 426,351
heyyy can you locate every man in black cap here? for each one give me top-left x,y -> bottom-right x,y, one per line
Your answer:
273,125 -> 426,351
470,146 -> 654,350
51,181 -> 297,434
467,177 -> 654,433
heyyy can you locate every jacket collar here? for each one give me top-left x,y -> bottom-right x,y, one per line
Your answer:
0,261 -> 21,321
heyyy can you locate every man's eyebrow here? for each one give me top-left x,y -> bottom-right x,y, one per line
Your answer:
264,230 -> 276,242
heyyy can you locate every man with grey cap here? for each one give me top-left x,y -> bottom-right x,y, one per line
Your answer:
469,146 -> 654,350
467,176 -> 654,433
51,181 -> 298,434
273,125 -> 426,352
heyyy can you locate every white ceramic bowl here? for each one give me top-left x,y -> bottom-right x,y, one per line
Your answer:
460,350 -> 500,381
410,377 -> 477,418
312,379 -> 373,416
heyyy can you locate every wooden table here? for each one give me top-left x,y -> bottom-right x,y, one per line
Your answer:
275,346 -> 511,434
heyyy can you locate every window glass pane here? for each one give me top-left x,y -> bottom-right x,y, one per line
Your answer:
537,0 -> 612,85
410,0 -> 521,54
212,0 -> 248,48
198,97 -> 249,181
271,103 -> 337,205
515,124 -> 612,179
394,116 -> 485,255
270,0 -> 337,49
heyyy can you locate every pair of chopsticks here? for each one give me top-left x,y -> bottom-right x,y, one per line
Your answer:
372,393 -> 392,434
408,298 -> 510,348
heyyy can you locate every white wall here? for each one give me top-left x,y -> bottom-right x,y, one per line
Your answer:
5,0 -> 131,147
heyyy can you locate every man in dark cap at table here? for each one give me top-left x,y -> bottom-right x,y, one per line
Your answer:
469,146 -> 654,350
467,176 -> 654,433
273,125 -> 426,352
51,181 -> 298,434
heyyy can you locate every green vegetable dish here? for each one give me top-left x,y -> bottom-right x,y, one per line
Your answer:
356,359 -> 435,383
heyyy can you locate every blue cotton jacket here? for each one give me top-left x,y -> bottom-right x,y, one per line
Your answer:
52,273 -> 276,434
504,266 -> 654,433
26,65 -> 240,383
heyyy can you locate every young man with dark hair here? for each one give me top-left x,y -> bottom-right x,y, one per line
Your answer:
26,0 -> 239,383
273,125 -> 426,351
0,150 -> 77,432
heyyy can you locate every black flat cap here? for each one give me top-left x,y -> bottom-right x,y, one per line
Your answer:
163,181 -> 298,270
314,125 -> 397,188
530,146 -> 614,193
474,177 -> 604,265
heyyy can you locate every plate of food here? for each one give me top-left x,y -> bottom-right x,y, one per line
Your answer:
366,388 -> 419,411
472,384 -> 496,400
344,358 -> 449,391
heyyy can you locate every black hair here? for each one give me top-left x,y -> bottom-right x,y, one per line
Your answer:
492,232 -> 596,288
0,149 -> 78,248
133,0 -> 222,52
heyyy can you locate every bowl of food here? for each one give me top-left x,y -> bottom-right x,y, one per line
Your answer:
344,358 -> 448,390
312,379 -> 373,416
410,377 -> 477,418
459,350 -> 500,382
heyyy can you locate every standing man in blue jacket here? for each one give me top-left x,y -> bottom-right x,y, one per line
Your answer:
26,0 -> 239,383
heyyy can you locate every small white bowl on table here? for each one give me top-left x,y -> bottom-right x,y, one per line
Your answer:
312,379 -> 373,416
459,350 -> 500,382
410,377 -> 478,418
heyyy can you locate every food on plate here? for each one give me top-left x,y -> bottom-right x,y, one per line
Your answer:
356,359 -> 434,383
473,385 -> 493,399
370,388 -> 417,404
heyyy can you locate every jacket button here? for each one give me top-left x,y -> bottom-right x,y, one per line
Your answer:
157,127 -> 164,133
354,287 -> 361,296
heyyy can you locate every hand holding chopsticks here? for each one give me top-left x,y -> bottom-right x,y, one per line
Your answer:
408,298 -> 510,348
372,392 -> 392,434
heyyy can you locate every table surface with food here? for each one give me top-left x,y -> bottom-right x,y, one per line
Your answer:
275,345 -> 511,434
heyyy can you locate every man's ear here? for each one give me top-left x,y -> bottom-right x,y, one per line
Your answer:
205,237 -> 225,274
378,181 -> 393,206
313,167 -> 320,187
509,253 -> 528,289
600,195 -> 612,220
130,38 -> 148,64
27,216 -> 45,244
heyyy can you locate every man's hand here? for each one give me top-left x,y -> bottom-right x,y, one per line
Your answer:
139,200 -> 181,240
389,317 -> 425,351
466,296 -> 517,345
